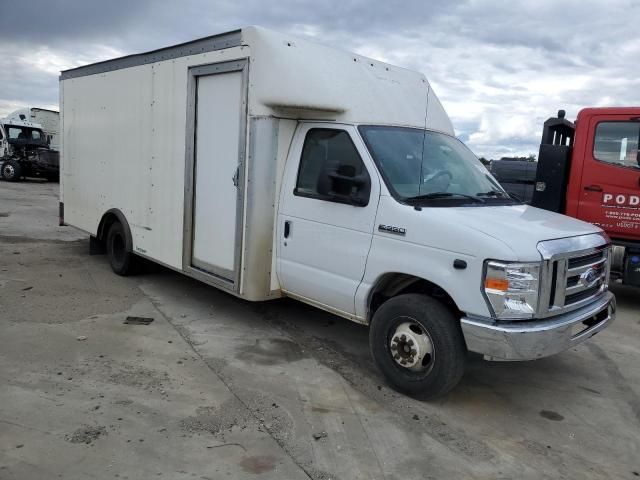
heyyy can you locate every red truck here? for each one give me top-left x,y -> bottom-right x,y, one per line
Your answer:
512,107 -> 640,286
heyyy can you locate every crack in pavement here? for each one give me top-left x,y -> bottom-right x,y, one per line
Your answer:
143,292 -> 317,480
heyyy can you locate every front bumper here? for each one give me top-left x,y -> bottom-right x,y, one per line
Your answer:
460,291 -> 615,361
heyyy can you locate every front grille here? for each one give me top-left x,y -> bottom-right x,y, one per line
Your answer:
568,251 -> 603,269
565,285 -> 602,305
546,246 -> 609,311
566,276 -> 579,287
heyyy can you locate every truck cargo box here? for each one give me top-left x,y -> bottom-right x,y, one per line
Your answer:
60,26 -> 452,300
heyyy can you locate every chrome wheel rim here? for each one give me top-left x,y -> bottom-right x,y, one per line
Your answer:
3,164 -> 15,179
389,320 -> 434,373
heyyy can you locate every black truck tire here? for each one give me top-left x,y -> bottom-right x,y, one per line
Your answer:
369,294 -> 466,398
106,222 -> 139,276
1,160 -> 22,182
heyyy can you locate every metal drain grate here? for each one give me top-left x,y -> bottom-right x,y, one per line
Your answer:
124,316 -> 154,325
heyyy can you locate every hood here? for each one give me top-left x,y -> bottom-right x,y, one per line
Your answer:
445,204 -> 600,259
376,197 -> 602,262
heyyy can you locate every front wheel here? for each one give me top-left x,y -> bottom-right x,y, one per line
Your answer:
1,160 -> 22,182
369,294 -> 466,398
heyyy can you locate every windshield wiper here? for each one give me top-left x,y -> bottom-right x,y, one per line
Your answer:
476,190 -> 509,198
476,190 -> 521,202
405,192 -> 485,204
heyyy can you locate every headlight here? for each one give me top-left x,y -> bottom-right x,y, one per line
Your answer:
483,261 -> 540,319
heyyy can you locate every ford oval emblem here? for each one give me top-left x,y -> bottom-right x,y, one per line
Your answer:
584,268 -> 598,285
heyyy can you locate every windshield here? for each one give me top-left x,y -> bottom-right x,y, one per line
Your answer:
5,125 -> 46,143
359,125 -> 516,205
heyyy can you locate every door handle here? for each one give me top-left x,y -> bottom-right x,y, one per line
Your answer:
284,220 -> 291,239
584,185 -> 603,192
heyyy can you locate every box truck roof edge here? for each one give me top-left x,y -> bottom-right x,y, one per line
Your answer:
60,26 -> 454,134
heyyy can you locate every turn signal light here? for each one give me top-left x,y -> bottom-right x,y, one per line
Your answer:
485,278 -> 509,291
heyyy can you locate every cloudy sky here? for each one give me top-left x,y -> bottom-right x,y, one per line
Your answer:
1,0 -> 638,158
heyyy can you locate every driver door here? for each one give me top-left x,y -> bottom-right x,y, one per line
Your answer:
277,123 -> 380,316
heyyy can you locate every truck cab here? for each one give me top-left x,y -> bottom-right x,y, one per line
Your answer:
565,108 -> 640,240
4,108 -> 60,152
531,108 -> 640,285
276,120 -> 615,394
0,118 -> 58,182
3,121 -> 48,148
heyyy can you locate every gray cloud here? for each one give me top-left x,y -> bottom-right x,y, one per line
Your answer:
0,1 -> 155,45
1,0 -> 638,158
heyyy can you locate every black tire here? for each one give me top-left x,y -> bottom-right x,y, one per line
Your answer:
1,160 -> 22,182
106,222 -> 139,276
369,294 -> 466,398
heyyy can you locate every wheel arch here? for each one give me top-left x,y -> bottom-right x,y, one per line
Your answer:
367,272 -> 461,324
97,208 -> 133,252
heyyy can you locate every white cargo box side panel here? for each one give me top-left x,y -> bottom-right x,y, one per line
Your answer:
62,65 -> 154,242
61,46 -> 249,270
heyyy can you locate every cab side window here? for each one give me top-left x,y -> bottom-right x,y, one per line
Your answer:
593,122 -> 640,169
295,129 -> 371,206
7,128 -> 21,139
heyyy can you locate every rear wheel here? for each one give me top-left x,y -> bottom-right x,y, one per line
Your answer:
106,222 -> 139,276
369,294 -> 466,398
1,160 -> 22,182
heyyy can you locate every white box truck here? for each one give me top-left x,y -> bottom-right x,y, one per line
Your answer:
60,26 -> 615,397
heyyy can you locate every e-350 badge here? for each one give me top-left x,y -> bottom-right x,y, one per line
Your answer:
378,224 -> 406,236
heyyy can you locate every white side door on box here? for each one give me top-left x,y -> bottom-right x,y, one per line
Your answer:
187,61 -> 247,286
277,123 -> 380,316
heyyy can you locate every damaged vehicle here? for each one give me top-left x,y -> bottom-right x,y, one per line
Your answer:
0,119 -> 59,182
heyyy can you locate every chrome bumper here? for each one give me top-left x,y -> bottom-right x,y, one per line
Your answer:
461,291 -> 616,361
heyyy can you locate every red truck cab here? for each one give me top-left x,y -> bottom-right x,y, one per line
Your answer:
565,108 -> 640,241
531,107 -> 640,285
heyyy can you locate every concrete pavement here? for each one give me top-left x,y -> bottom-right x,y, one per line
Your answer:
1,181 -> 639,479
